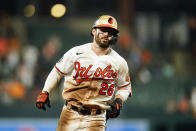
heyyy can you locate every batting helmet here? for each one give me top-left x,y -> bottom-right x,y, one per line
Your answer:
92,15 -> 119,34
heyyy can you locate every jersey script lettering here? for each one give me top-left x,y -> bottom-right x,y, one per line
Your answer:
73,61 -> 117,79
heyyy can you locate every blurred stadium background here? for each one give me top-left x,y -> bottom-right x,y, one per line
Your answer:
0,0 -> 196,131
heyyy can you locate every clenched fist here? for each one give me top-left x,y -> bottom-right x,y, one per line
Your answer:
36,91 -> 51,111
106,98 -> 123,120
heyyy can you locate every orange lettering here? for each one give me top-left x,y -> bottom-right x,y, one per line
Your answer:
73,62 -> 80,79
94,67 -> 102,77
101,65 -> 112,77
83,65 -> 93,77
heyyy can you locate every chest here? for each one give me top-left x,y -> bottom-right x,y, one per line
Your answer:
73,55 -> 119,79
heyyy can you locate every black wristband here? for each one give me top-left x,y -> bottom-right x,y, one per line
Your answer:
114,98 -> 123,109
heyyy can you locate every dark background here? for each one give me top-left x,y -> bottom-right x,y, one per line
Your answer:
0,0 -> 196,131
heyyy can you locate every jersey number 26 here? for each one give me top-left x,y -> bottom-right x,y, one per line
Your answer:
99,83 -> 115,96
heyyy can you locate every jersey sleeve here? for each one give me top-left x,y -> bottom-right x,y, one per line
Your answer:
55,47 -> 76,75
116,60 -> 132,92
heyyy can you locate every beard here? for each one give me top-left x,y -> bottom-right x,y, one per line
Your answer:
95,33 -> 111,48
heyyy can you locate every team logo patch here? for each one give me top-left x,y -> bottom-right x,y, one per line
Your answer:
108,17 -> 113,24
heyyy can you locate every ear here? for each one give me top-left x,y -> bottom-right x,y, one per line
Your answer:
92,28 -> 96,36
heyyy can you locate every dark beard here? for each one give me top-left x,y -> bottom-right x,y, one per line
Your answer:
95,33 -> 110,48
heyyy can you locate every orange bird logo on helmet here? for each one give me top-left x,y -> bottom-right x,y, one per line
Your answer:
108,17 -> 113,24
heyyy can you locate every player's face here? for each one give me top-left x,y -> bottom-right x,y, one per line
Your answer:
94,28 -> 115,48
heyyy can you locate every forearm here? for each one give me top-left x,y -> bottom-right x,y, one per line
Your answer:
115,85 -> 132,103
42,67 -> 62,93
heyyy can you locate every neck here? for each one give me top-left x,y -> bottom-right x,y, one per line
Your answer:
91,42 -> 111,56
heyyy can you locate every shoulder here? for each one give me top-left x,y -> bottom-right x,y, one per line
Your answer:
70,43 -> 91,52
110,49 -> 130,75
64,43 -> 90,55
110,49 -> 128,65
74,43 -> 91,49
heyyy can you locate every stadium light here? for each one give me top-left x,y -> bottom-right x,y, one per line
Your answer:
24,4 -> 35,18
51,4 -> 66,18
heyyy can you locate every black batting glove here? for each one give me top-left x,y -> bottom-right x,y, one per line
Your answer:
106,98 -> 123,120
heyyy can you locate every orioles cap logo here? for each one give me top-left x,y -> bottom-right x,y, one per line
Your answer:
108,17 -> 113,24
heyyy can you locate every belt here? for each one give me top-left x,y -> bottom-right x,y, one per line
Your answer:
65,102 -> 102,115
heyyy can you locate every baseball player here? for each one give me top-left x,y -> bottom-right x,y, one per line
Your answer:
36,15 -> 132,131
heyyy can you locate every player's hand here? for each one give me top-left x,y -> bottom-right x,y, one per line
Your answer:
35,91 -> 51,111
106,98 -> 122,120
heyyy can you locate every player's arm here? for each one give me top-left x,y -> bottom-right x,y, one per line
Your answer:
35,47 -> 76,111
115,83 -> 132,103
42,67 -> 62,93
107,60 -> 132,119
36,67 -> 62,111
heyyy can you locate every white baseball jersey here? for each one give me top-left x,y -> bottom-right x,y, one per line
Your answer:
55,43 -> 131,109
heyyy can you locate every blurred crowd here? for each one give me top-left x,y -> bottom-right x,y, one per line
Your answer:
114,13 -> 196,117
0,12 -> 196,118
0,13 -> 62,105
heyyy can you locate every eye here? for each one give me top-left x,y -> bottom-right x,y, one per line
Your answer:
99,28 -> 115,36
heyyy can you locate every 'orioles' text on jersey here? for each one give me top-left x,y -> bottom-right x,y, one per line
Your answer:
55,43 -> 131,109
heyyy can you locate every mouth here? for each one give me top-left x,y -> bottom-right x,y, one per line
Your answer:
101,37 -> 109,42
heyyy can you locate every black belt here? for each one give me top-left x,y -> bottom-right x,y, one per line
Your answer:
65,102 -> 102,115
